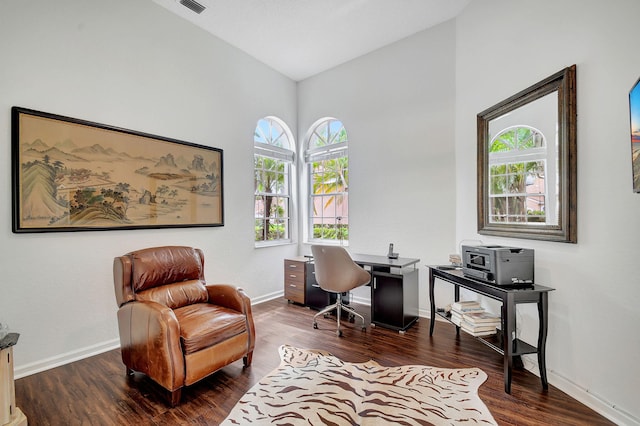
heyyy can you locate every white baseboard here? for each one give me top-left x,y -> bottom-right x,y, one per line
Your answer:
540,363 -> 639,426
519,349 -> 638,425
14,338 -> 120,380
350,295 -> 370,306
251,290 -> 284,305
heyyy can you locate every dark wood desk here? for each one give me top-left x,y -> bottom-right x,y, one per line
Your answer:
351,254 -> 420,271
352,254 -> 420,333
427,266 -> 554,393
285,254 -> 420,332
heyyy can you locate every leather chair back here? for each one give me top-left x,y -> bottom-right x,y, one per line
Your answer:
114,245 -> 206,308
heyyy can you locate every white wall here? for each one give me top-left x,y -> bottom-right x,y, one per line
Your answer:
297,21 -> 457,308
455,1 -> 640,424
0,0 -> 298,375
2,1 -> 638,424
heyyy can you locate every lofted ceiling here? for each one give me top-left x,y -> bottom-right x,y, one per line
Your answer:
150,0 -> 471,81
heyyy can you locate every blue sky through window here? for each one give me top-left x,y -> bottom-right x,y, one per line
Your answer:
255,118 -> 287,148
631,80 -> 640,141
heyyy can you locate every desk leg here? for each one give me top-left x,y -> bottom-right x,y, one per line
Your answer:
503,294 -> 516,394
369,271 -> 375,327
454,285 -> 460,336
429,268 -> 435,336
537,292 -> 550,390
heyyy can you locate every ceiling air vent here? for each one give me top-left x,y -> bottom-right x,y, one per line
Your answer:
179,0 -> 206,14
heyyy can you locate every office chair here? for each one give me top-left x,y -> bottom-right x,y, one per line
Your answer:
311,245 -> 371,337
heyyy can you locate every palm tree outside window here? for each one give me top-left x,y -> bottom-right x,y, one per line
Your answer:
305,118 -> 349,243
254,117 -> 294,245
488,125 -> 551,224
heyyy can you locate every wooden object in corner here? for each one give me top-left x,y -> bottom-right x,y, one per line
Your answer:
284,257 -> 307,305
1,333 -> 27,426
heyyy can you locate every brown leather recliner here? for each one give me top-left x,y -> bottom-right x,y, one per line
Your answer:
113,246 -> 255,406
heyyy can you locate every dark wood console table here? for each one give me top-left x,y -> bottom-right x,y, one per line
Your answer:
427,265 -> 554,393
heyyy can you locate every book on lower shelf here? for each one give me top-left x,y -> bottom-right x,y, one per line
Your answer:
461,325 -> 498,337
451,300 -> 483,312
451,312 -> 463,326
450,301 -> 484,322
460,311 -> 500,337
447,301 -> 502,337
462,311 -> 501,325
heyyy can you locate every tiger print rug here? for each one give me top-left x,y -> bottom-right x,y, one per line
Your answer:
221,345 -> 497,425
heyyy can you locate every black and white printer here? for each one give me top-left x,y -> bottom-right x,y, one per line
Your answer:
461,245 -> 534,285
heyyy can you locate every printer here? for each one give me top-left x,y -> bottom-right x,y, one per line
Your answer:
461,245 -> 534,285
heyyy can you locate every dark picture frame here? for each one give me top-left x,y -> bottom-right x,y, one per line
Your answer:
477,65 -> 577,243
630,77 -> 640,193
12,107 -> 223,233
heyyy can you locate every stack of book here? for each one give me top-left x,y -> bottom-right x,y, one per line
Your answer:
450,300 -> 484,327
461,311 -> 501,337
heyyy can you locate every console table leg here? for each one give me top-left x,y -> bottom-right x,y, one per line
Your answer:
503,295 -> 516,394
429,269 -> 435,336
538,292 -> 550,390
454,285 -> 461,336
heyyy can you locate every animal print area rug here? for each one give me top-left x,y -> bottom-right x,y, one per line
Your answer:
221,345 -> 497,425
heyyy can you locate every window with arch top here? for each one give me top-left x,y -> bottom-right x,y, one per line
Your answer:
254,116 -> 294,245
305,118 -> 349,243
488,125 -> 554,224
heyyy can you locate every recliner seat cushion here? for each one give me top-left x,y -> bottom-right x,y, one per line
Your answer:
175,304 -> 247,354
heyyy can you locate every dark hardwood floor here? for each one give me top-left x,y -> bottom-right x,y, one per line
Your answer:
15,298 -> 613,425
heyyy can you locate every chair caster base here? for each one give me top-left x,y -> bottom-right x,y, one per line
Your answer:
337,329 -> 343,337
313,322 -> 318,329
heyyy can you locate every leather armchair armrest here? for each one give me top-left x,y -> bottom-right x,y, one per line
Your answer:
206,284 -> 250,314
206,285 -> 255,354
117,300 -> 185,391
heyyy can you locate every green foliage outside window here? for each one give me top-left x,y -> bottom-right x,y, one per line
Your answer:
308,119 -> 349,242
254,155 -> 289,242
489,126 -> 546,223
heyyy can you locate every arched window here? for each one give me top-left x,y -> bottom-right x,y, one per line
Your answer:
254,117 -> 294,245
488,125 -> 554,224
305,118 -> 349,243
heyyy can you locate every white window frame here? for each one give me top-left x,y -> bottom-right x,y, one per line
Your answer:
304,117 -> 349,245
254,116 -> 295,247
488,125 -> 556,224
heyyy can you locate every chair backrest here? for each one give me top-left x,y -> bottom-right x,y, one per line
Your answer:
114,246 -> 208,308
311,245 -> 371,293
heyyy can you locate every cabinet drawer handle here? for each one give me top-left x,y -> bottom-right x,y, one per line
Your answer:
288,264 -> 298,268
289,274 -> 298,278
289,284 -> 297,288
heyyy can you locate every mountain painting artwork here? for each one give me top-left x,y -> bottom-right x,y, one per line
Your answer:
630,77 -> 640,192
11,107 -> 223,233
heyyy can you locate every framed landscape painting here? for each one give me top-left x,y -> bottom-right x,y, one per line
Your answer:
630,78 -> 640,192
12,107 -> 223,233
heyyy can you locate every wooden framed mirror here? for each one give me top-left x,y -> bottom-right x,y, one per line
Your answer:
477,65 -> 577,243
